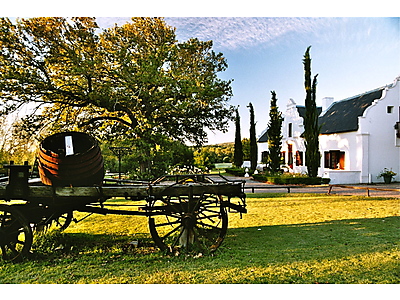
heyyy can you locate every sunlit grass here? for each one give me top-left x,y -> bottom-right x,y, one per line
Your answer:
0,194 -> 398,283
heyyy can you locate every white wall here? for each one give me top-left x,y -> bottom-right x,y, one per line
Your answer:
358,80 -> 400,183
258,141 -> 268,163
322,170 -> 361,184
281,99 -> 307,173
319,132 -> 357,168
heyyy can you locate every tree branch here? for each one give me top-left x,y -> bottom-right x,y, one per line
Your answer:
80,116 -> 134,128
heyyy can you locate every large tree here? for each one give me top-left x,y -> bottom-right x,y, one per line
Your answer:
0,17 -> 234,145
303,46 -> 320,177
266,91 -> 284,173
247,102 -> 258,171
233,107 -> 243,167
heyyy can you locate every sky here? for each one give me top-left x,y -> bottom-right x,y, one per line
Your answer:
96,16 -> 400,145
3,2 -> 400,146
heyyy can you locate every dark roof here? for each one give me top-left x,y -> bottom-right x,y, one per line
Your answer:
297,106 -> 322,119
258,130 -> 268,143
318,88 -> 384,134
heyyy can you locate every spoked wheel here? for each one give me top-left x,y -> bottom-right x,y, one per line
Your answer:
0,205 -> 33,261
148,194 -> 228,254
33,210 -> 73,233
52,211 -> 73,231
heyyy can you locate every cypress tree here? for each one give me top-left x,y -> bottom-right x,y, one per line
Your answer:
247,102 -> 258,171
303,46 -> 320,177
267,91 -> 284,173
233,107 -> 244,167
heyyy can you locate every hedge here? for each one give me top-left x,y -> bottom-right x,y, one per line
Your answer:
252,173 -> 330,185
225,167 -> 253,177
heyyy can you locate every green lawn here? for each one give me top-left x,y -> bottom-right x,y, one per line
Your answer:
0,193 -> 399,284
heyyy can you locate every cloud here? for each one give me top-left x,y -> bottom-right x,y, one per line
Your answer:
165,17 -> 331,50
96,17 -> 399,53
96,17 -> 132,29
96,17 -> 331,50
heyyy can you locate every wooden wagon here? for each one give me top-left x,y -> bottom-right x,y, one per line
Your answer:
0,162 -> 246,261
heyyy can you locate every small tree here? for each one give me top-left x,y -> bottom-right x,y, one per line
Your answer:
233,107 -> 243,167
247,102 -> 258,171
303,46 -> 320,177
267,91 -> 284,173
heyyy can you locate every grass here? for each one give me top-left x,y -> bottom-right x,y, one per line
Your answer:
0,193 -> 399,284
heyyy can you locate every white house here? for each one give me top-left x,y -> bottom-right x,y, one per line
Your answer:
258,76 -> 400,184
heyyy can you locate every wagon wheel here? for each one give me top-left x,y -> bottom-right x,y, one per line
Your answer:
148,194 -> 228,254
33,210 -> 73,232
0,205 -> 33,261
52,211 -> 73,231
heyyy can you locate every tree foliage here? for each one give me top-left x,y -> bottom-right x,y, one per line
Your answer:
247,102 -> 258,170
266,91 -> 284,173
233,107 -> 243,167
0,17 -> 234,145
193,143 -> 233,170
241,138 -> 251,161
101,138 -> 194,180
0,115 -> 36,174
303,46 -> 320,177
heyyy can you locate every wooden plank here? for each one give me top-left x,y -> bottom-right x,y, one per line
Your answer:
0,183 -> 244,200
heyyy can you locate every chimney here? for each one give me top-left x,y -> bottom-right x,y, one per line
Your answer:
322,97 -> 334,112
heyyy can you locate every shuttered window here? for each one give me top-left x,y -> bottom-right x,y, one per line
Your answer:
324,151 -> 345,170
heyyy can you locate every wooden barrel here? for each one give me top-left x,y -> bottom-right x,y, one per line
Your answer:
38,132 -> 104,186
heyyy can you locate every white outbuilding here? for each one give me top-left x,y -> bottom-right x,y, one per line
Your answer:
258,76 -> 400,184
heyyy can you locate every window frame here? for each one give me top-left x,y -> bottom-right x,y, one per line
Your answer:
324,150 -> 345,170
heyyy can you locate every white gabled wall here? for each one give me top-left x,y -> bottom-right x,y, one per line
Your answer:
280,99 -> 307,173
319,77 -> 400,183
358,78 -> 400,183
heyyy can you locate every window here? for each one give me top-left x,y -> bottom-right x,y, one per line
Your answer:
281,151 -> 286,164
288,144 -> 293,168
387,106 -> 394,114
288,123 -> 293,137
324,151 -> 345,170
295,151 -> 303,166
261,151 -> 269,163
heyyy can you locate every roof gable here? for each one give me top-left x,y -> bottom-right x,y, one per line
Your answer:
297,106 -> 322,119
258,130 -> 268,143
318,88 -> 384,134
